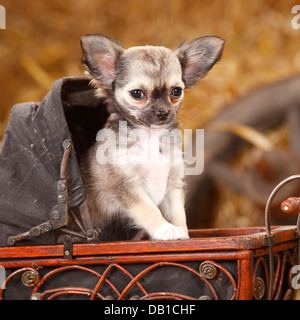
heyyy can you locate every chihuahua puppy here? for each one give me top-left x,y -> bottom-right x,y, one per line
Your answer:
79,34 -> 224,241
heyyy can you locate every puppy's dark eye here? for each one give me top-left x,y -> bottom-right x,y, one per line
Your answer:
130,89 -> 145,100
171,87 -> 182,98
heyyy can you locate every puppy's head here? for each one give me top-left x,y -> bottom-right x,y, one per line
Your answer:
81,34 -> 224,127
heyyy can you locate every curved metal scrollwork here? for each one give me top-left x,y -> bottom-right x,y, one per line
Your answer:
253,250 -> 295,300
0,261 -> 237,300
199,261 -> 218,280
21,269 -> 39,288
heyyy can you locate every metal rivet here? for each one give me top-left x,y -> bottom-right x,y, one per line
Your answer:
31,293 -> 42,300
63,235 -> 72,259
63,139 -> 71,149
57,180 -> 66,192
41,222 -> 51,232
57,194 -> 66,203
198,295 -> 212,300
50,210 -> 60,220
31,227 -> 41,237
86,229 -> 94,238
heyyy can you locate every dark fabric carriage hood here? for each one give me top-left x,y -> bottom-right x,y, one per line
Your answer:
0,77 -> 108,246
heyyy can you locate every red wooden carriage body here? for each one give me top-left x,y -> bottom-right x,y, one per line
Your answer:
0,225 -> 298,300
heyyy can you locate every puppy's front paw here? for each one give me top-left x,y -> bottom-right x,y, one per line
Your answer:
152,222 -> 189,240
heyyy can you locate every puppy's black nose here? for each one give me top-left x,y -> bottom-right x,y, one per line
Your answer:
156,110 -> 170,121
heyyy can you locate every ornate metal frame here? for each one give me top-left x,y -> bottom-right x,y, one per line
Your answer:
0,225 -> 297,300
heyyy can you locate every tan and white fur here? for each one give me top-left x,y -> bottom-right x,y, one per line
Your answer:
79,34 -> 224,241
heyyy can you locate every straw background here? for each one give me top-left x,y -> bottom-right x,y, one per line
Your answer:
0,0 -> 300,228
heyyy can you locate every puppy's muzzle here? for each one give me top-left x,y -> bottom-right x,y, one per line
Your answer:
156,110 -> 170,121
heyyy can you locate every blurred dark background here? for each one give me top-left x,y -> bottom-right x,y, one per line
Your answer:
1,0 -> 300,229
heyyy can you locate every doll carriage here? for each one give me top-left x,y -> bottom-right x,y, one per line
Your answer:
0,76 -> 300,300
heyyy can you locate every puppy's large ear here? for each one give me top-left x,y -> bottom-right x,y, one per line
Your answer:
80,34 -> 124,89
176,36 -> 225,88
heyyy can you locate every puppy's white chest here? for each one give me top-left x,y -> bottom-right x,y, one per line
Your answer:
132,129 -> 171,205
125,128 -> 182,205
138,160 -> 170,206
